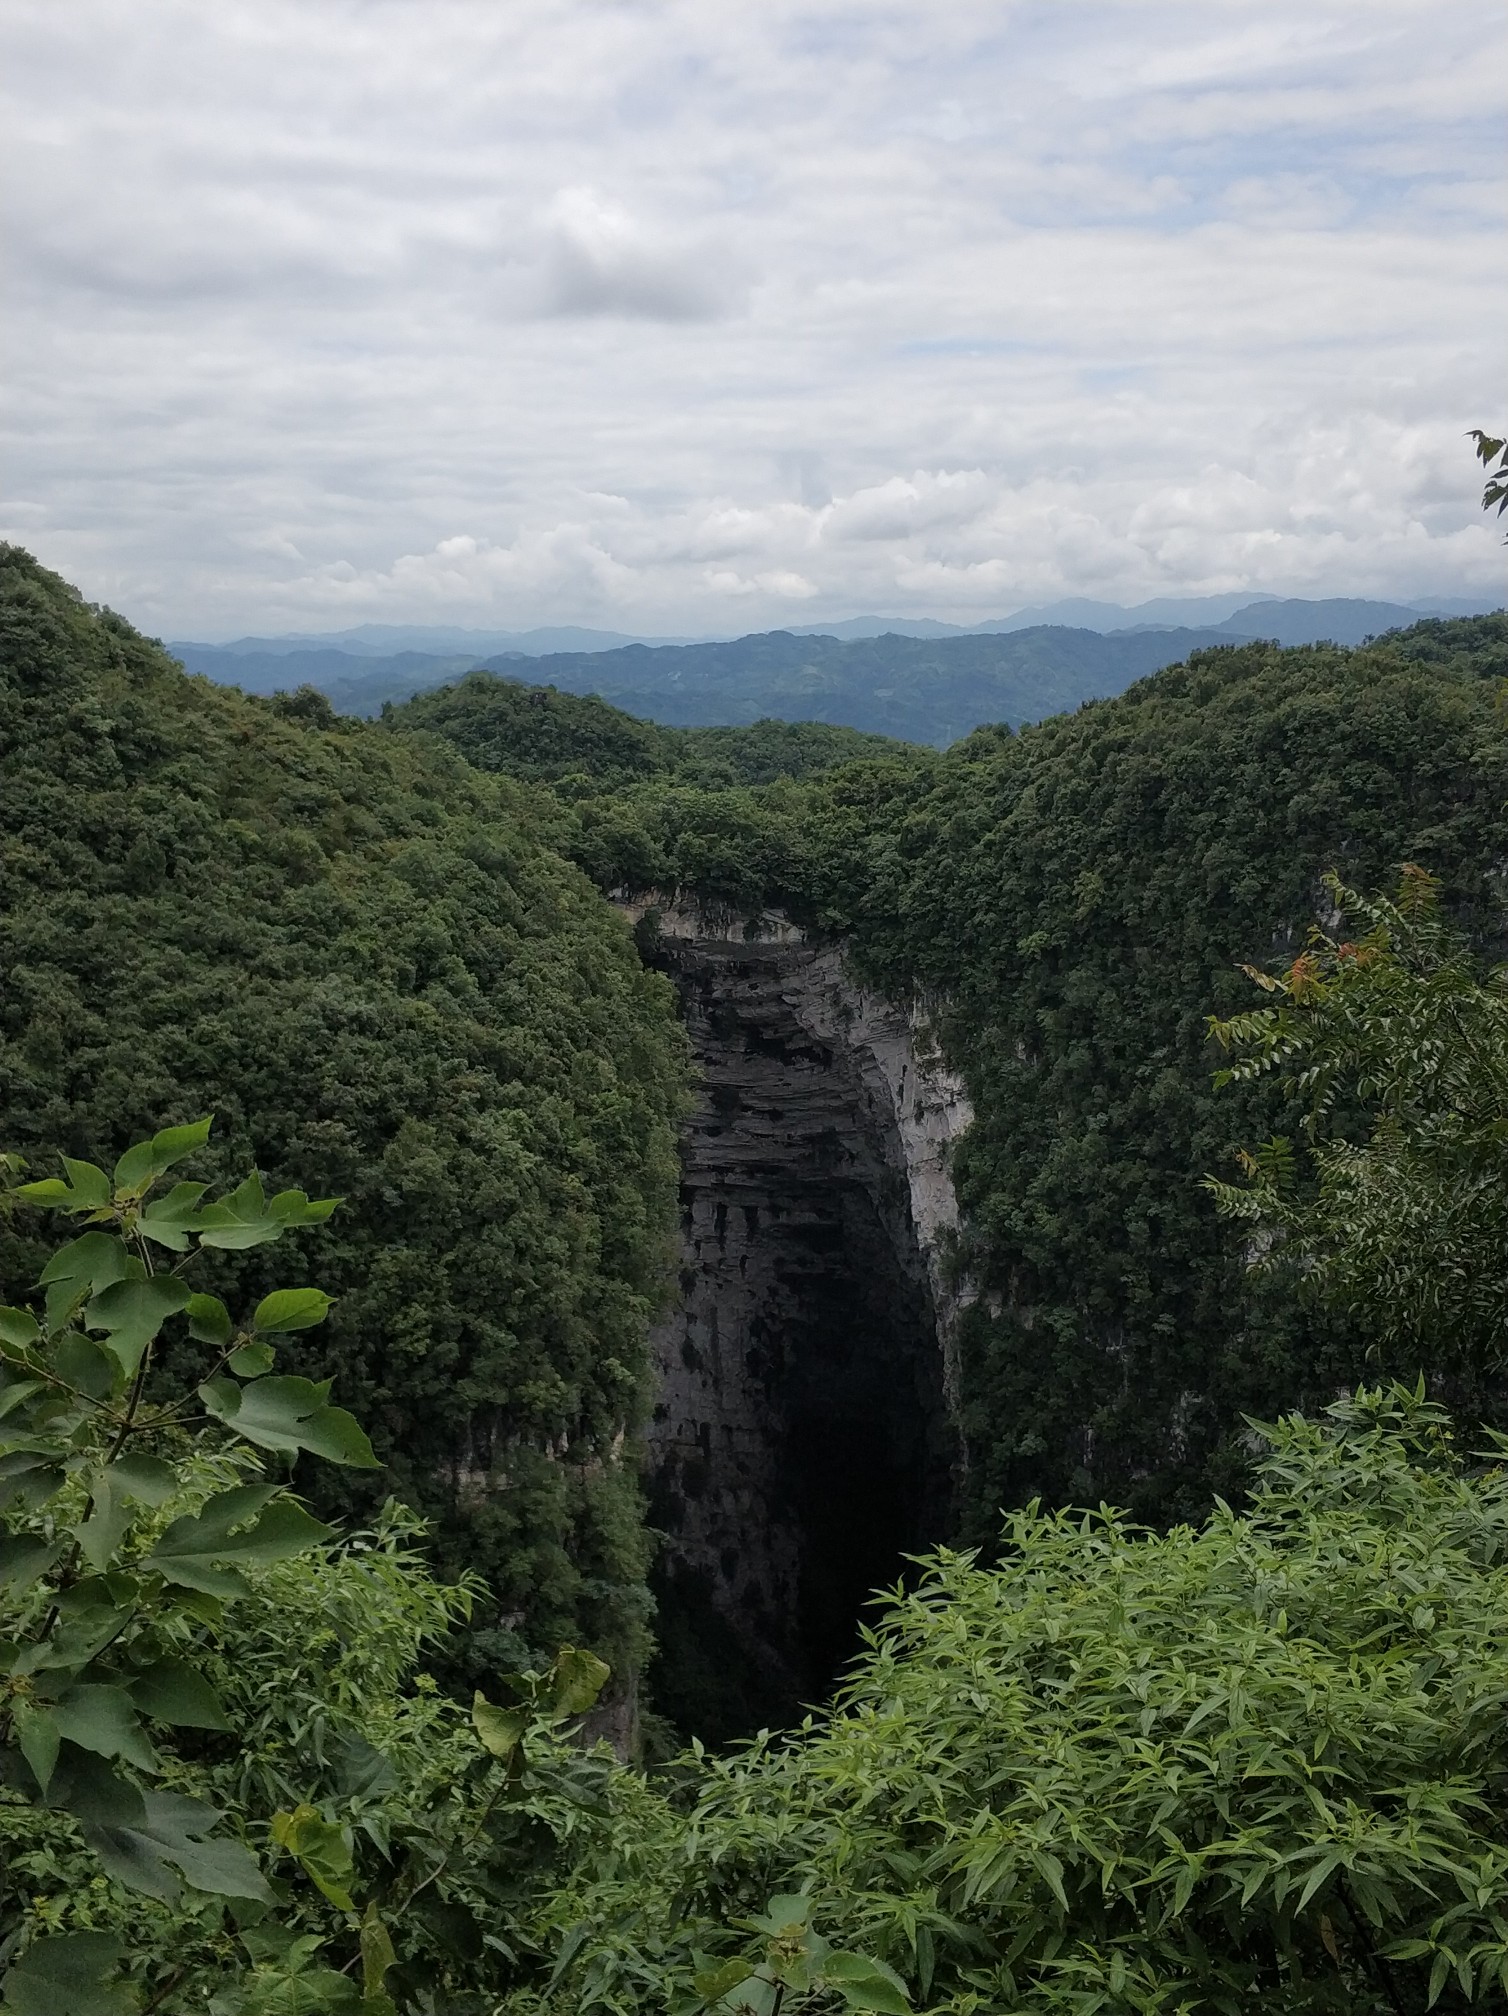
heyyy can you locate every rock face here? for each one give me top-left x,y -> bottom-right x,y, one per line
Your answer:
620,894 -> 973,1737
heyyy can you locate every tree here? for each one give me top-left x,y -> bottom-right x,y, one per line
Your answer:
1468,429 -> 1508,537
510,1384 -> 1508,2013
0,1122 -> 611,2014
1205,866 -> 1508,1380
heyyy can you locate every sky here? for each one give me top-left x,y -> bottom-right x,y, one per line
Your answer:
3,0 -> 1505,639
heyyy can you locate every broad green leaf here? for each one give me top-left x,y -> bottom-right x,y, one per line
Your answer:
359,1904 -> 397,2002
55,1331 -> 119,1400
60,1158 -> 112,1208
145,1486 -> 332,1597
14,1597 -> 136,1677
16,1159 -> 110,1216
129,1656 -> 231,1731
51,1684 -> 159,1773
86,1275 -> 192,1379
200,1375 -> 378,1468
114,1118 -> 213,1194
63,1763 -> 271,1903
185,1292 -> 233,1347
38,1233 -> 129,1330
0,1377 -> 46,1421
140,1180 -> 210,1252
13,1700 -> 61,1796
0,1307 -> 42,1353
822,1953 -> 912,2014
109,1453 -> 178,1506
0,1531 -> 63,1593
229,1341 -> 276,1376
272,1804 -> 357,1912
75,1470 -> 136,1574
252,1288 -> 333,1334
695,1958 -> 758,2000
549,1643 -> 611,1716
473,1693 -> 530,1760
0,1931 -> 133,2016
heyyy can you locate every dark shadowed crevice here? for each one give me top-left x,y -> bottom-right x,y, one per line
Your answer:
640,928 -> 957,1746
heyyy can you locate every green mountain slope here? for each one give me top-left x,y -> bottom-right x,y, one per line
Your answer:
475,623 -> 1239,744
390,672 -> 911,788
502,617 -> 1508,1533
0,546 -> 689,1681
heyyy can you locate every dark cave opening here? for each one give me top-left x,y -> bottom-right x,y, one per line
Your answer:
641,928 -> 958,1747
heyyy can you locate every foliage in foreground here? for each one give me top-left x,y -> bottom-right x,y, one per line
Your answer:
0,1123 -> 613,2014
1208,866 -> 1508,1388
508,1384 -> 1508,2015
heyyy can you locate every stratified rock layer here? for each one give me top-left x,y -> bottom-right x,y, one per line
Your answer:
622,895 -> 972,1732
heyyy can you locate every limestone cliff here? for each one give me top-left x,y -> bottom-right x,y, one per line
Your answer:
617,893 -> 973,1733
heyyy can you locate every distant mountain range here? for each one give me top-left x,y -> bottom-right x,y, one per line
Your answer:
169,595 -> 1505,745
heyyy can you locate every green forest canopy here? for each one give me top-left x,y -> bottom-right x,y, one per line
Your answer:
0,545 -> 690,1687
401,613 -> 1508,1539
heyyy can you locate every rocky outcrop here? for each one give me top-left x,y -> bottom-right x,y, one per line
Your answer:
618,894 -> 973,1733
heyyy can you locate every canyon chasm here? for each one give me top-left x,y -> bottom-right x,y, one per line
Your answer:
619,894 -> 974,1740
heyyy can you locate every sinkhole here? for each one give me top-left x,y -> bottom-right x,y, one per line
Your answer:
637,914 -> 960,1746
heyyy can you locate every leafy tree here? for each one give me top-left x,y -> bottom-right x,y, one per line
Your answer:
1206,867 -> 1508,1383
510,1385 -> 1508,2014
0,1121 -> 616,2013
1468,428 -> 1508,536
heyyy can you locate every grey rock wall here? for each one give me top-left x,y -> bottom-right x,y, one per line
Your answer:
619,894 -> 973,1731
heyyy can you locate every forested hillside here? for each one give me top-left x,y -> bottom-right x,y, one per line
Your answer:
411,615 -> 1508,1537
0,545 -> 689,1684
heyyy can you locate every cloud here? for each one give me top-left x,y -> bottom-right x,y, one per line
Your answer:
536,186 -> 739,321
0,1 -> 1503,636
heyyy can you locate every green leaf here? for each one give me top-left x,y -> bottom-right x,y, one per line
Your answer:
75,1470 -> 136,1574
694,1958 -> 758,2001
86,1275 -> 192,1379
109,1453 -> 178,1506
253,1288 -> 334,1334
60,1158 -> 113,1208
129,1657 -> 231,1731
0,1532 -> 63,1593
549,1643 -> 611,1716
38,1233 -> 129,1330
359,1904 -> 397,2003
273,1804 -> 357,1912
114,1118 -> 213,1195
55,1331 -> 119,1400
821,1953 -> 912,2014
0,1306 -> 41,1354
145,1486 -> 332,1597
15,1159 -> 111,1217
473,1692 -> 530,1760
51,1684 -> 159,1774
139,1181 -> 210,1252
13,1700 -> 61,1796
228,1341 -> 276,1376
0,1932 -> 134,2016
185,1293 -> 233,1347
63,1762 -> 271,1903
200,1375 -> 379,1468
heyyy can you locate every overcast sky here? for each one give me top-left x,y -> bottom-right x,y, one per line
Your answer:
4,1 -> 1505,638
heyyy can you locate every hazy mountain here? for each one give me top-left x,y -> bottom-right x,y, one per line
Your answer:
1211,598 -> 1473,647
169,622 -> 694,660
172,597 -> 1505,735
471,624 -> 1243,746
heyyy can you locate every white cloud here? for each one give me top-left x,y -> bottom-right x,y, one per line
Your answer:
536,186 -> 739,321
0,0 -> 1503,636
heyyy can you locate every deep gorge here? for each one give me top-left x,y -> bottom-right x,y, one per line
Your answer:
622,895 -> 973,1741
